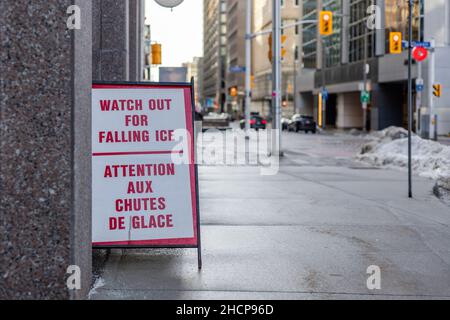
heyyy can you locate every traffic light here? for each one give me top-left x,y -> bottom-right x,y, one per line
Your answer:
229,86 -> 238,97
281,35 -> 287,59
433,84 -> 442,98
268,33 -> 273,62
151,43 -> 162,65
389,32 -> 402,54
319,11 -> 333,36
268,33 -> 288,62
250,75 -> 255,89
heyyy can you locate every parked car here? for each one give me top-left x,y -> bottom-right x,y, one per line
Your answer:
202,112 -> 230,131
288,114 -> 317,133
281,117 -> 290,131
240,115 -> 267,130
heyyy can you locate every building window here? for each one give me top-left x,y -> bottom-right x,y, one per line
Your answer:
348,0 -> 373,63
384,0 -> 422,54
323,0 -> 341,67
302,0 -> 317,68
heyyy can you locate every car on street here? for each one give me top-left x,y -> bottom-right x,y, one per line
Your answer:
281,117 -> 290,131
287,114 -> 317,133
240,115 -> 267,130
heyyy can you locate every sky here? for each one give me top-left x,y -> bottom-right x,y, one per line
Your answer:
145,0 -> 203,68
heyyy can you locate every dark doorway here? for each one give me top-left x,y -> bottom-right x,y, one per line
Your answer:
326,94 -> 337,127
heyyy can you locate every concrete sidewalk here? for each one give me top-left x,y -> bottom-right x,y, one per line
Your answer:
91,132 -> 450,299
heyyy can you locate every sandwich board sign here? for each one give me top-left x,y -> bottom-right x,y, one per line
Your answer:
91,81 -> 201,268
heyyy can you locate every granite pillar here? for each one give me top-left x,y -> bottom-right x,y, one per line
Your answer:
0,0 -> 92,299
92,0 -> 130,81
129,0 -> 139,81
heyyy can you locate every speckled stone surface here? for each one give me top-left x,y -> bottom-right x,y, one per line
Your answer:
92,0 -> 130,81
0,0 -> 92,299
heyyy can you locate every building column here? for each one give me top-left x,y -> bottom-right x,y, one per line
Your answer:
0,0 -> 92,299
93,0 -> 130,81
128,0 -> 145,81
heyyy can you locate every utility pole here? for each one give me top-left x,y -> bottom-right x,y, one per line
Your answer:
321,35 -> 326,130
407,0 -> 413,198
415,9 -> 423,134
428,38 -> 436,140
271,0 -> 282,156
362,25 -> 368,131
245,0 -> 252,139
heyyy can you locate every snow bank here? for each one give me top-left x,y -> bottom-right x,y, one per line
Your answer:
357,126 -> 450,180
88,277 -> 105,299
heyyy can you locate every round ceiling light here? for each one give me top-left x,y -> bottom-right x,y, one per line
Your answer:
154,0 -> 184,9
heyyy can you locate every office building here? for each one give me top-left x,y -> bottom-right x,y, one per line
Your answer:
203,0 -> 228,111
296,0 -> 450,134
252,0 -> 302,118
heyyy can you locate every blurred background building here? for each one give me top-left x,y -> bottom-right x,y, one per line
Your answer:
183,57 -> 204,110
251,0 -> 301,120
225,0 -> 247,119
296,0 -> 450,134
203,0 -> 228,112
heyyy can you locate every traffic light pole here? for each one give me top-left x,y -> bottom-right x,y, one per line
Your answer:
362,28 -> 368,131
428,39 -> 436,141
321,35 -> 326,130
271,0 -> 282,157
245,0 -> 252,139
407,0 -> 413,198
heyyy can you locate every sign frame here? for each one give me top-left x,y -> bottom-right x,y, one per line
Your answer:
91,79 -> 202,269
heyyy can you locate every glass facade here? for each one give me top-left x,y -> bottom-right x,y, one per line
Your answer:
348,0 -> 375,63
323,0 -> 341,67
302,0 -> 317,68
385,0 -> 423,53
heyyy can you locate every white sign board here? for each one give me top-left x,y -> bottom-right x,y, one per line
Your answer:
92,83 -> 199,247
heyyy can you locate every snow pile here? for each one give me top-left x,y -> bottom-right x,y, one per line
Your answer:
359,126 -> 409,154
88,277 -> 105,299
357,126 -> 450,180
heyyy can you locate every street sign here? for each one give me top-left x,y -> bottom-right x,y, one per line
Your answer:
412,46 -> 428,62
416,78 -> 424,92
402,41 -> 432,49
360,91 -> 370,104
92,82 -> 201,267
321,88 -> 328,101
229,66 -> 246,73
412,41 -> 431,48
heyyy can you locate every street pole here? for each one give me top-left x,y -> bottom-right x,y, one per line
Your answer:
321,35 -> 326,130
294,58 -> 297,114
415,9 -> 423,134
271,0 -> 282,156
428,38 -> 436,141
362,27 -> 368,131
245,0 -> 252,139
407,0 -> 413,198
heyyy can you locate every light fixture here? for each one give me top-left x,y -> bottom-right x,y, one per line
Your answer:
154,0 -> 184,9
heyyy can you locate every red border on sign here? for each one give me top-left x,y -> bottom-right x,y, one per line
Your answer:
92,83 -> 198,247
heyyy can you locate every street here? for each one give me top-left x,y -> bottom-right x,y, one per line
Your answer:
90,130 -> 450,300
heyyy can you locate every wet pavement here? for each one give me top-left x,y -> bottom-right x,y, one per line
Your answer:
91,129 -> 450,300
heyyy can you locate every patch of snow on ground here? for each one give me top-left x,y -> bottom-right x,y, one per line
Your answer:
357,126 -> 450,181
88,277 -> 105,299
